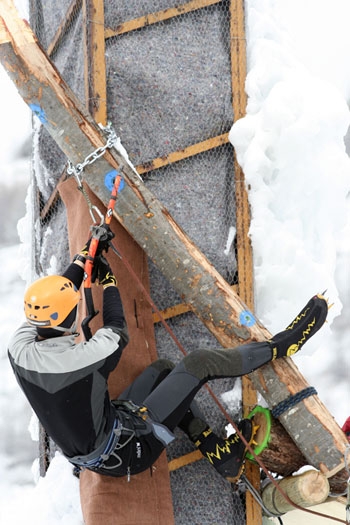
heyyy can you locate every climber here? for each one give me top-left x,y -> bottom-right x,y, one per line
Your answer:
7,227 -> 329,483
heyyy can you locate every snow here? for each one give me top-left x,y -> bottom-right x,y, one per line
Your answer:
229,0 -> 350,425
0,0 -> 349,524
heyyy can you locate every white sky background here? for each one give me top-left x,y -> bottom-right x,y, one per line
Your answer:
0,0 -> 349,523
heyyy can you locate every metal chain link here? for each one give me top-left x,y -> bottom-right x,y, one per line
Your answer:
66,122 -> 117,183
66,123 -> 118,224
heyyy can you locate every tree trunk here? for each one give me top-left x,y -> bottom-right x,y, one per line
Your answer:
254,414 -> 307,477
0,0 -> 347,492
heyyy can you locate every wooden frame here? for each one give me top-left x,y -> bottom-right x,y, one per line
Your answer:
1,0 -> 348,502
43,5 -> 261,519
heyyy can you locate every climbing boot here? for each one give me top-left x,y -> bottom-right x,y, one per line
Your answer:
191,418 -> 253,483
270,293 -> 328,359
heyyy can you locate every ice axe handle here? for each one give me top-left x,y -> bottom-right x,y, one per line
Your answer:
82,287 -> 99,341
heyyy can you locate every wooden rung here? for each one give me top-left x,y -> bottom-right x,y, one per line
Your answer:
168,449 -> 203,471
153,284 -> 237,323
47,0 -> 82,57
137,133 -> 229,174
153,302 -> 191,323
105,0 -> 222,39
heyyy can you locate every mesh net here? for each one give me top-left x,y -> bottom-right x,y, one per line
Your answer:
28,1 -> 249,523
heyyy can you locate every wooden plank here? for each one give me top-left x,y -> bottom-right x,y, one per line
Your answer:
152,283 -> 238,323
229,1 -> 261,522
281,500 -> 346,525
47,0 -> 82,57
137,133 -> 229,174
152,302 -> 191,323
1,0 -> 348,494
82,0 -> 107,124
230,0 -> 254,309
104,0 -> 222,39
168,449 -> 203,471
0,16 -> 10,43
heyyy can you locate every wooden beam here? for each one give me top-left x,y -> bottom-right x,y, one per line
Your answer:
0,0 -> 348,494
137,133 -> 229,174
230,0 -> 253,308
47,0 -> 82,57
152,302 -> 191,323
82,0 -> 107,124
104,0 -> 222,39
230,1 -> 261,523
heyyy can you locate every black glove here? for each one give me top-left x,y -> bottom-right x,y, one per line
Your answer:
80,238 -> 91,259
94,255 -> 117,288
94,223 -> 115,254
78,224 -> 115,261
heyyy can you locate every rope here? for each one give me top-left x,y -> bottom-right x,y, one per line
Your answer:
271,387 -> 318,418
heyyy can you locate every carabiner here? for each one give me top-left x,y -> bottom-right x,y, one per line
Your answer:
89,205 -> 104,226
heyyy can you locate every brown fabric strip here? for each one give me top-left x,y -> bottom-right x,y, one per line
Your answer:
59,178 -> 174,525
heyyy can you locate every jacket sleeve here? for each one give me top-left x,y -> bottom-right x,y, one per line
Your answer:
62,262 -> 84,290
102,285 -> 129,345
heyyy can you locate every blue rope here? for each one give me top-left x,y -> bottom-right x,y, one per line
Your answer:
271,386 -> 317,418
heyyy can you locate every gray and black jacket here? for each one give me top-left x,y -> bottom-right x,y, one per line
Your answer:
7,263 -> 128,459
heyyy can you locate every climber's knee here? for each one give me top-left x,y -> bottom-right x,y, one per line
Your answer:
151,358 -> 176,373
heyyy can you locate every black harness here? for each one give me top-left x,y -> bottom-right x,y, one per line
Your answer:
69,400 -> 175,479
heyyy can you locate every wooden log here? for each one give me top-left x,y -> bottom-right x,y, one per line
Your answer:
256,414 -> 307,477
261,470 -> 330,516
0,0 -> 348,493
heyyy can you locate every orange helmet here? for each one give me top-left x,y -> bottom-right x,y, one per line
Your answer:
24,275 -> 80,328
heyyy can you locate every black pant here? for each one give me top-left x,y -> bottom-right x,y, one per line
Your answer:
141,343 -> 272,430
93,342 -> 272,477
94,359 -> 180,477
